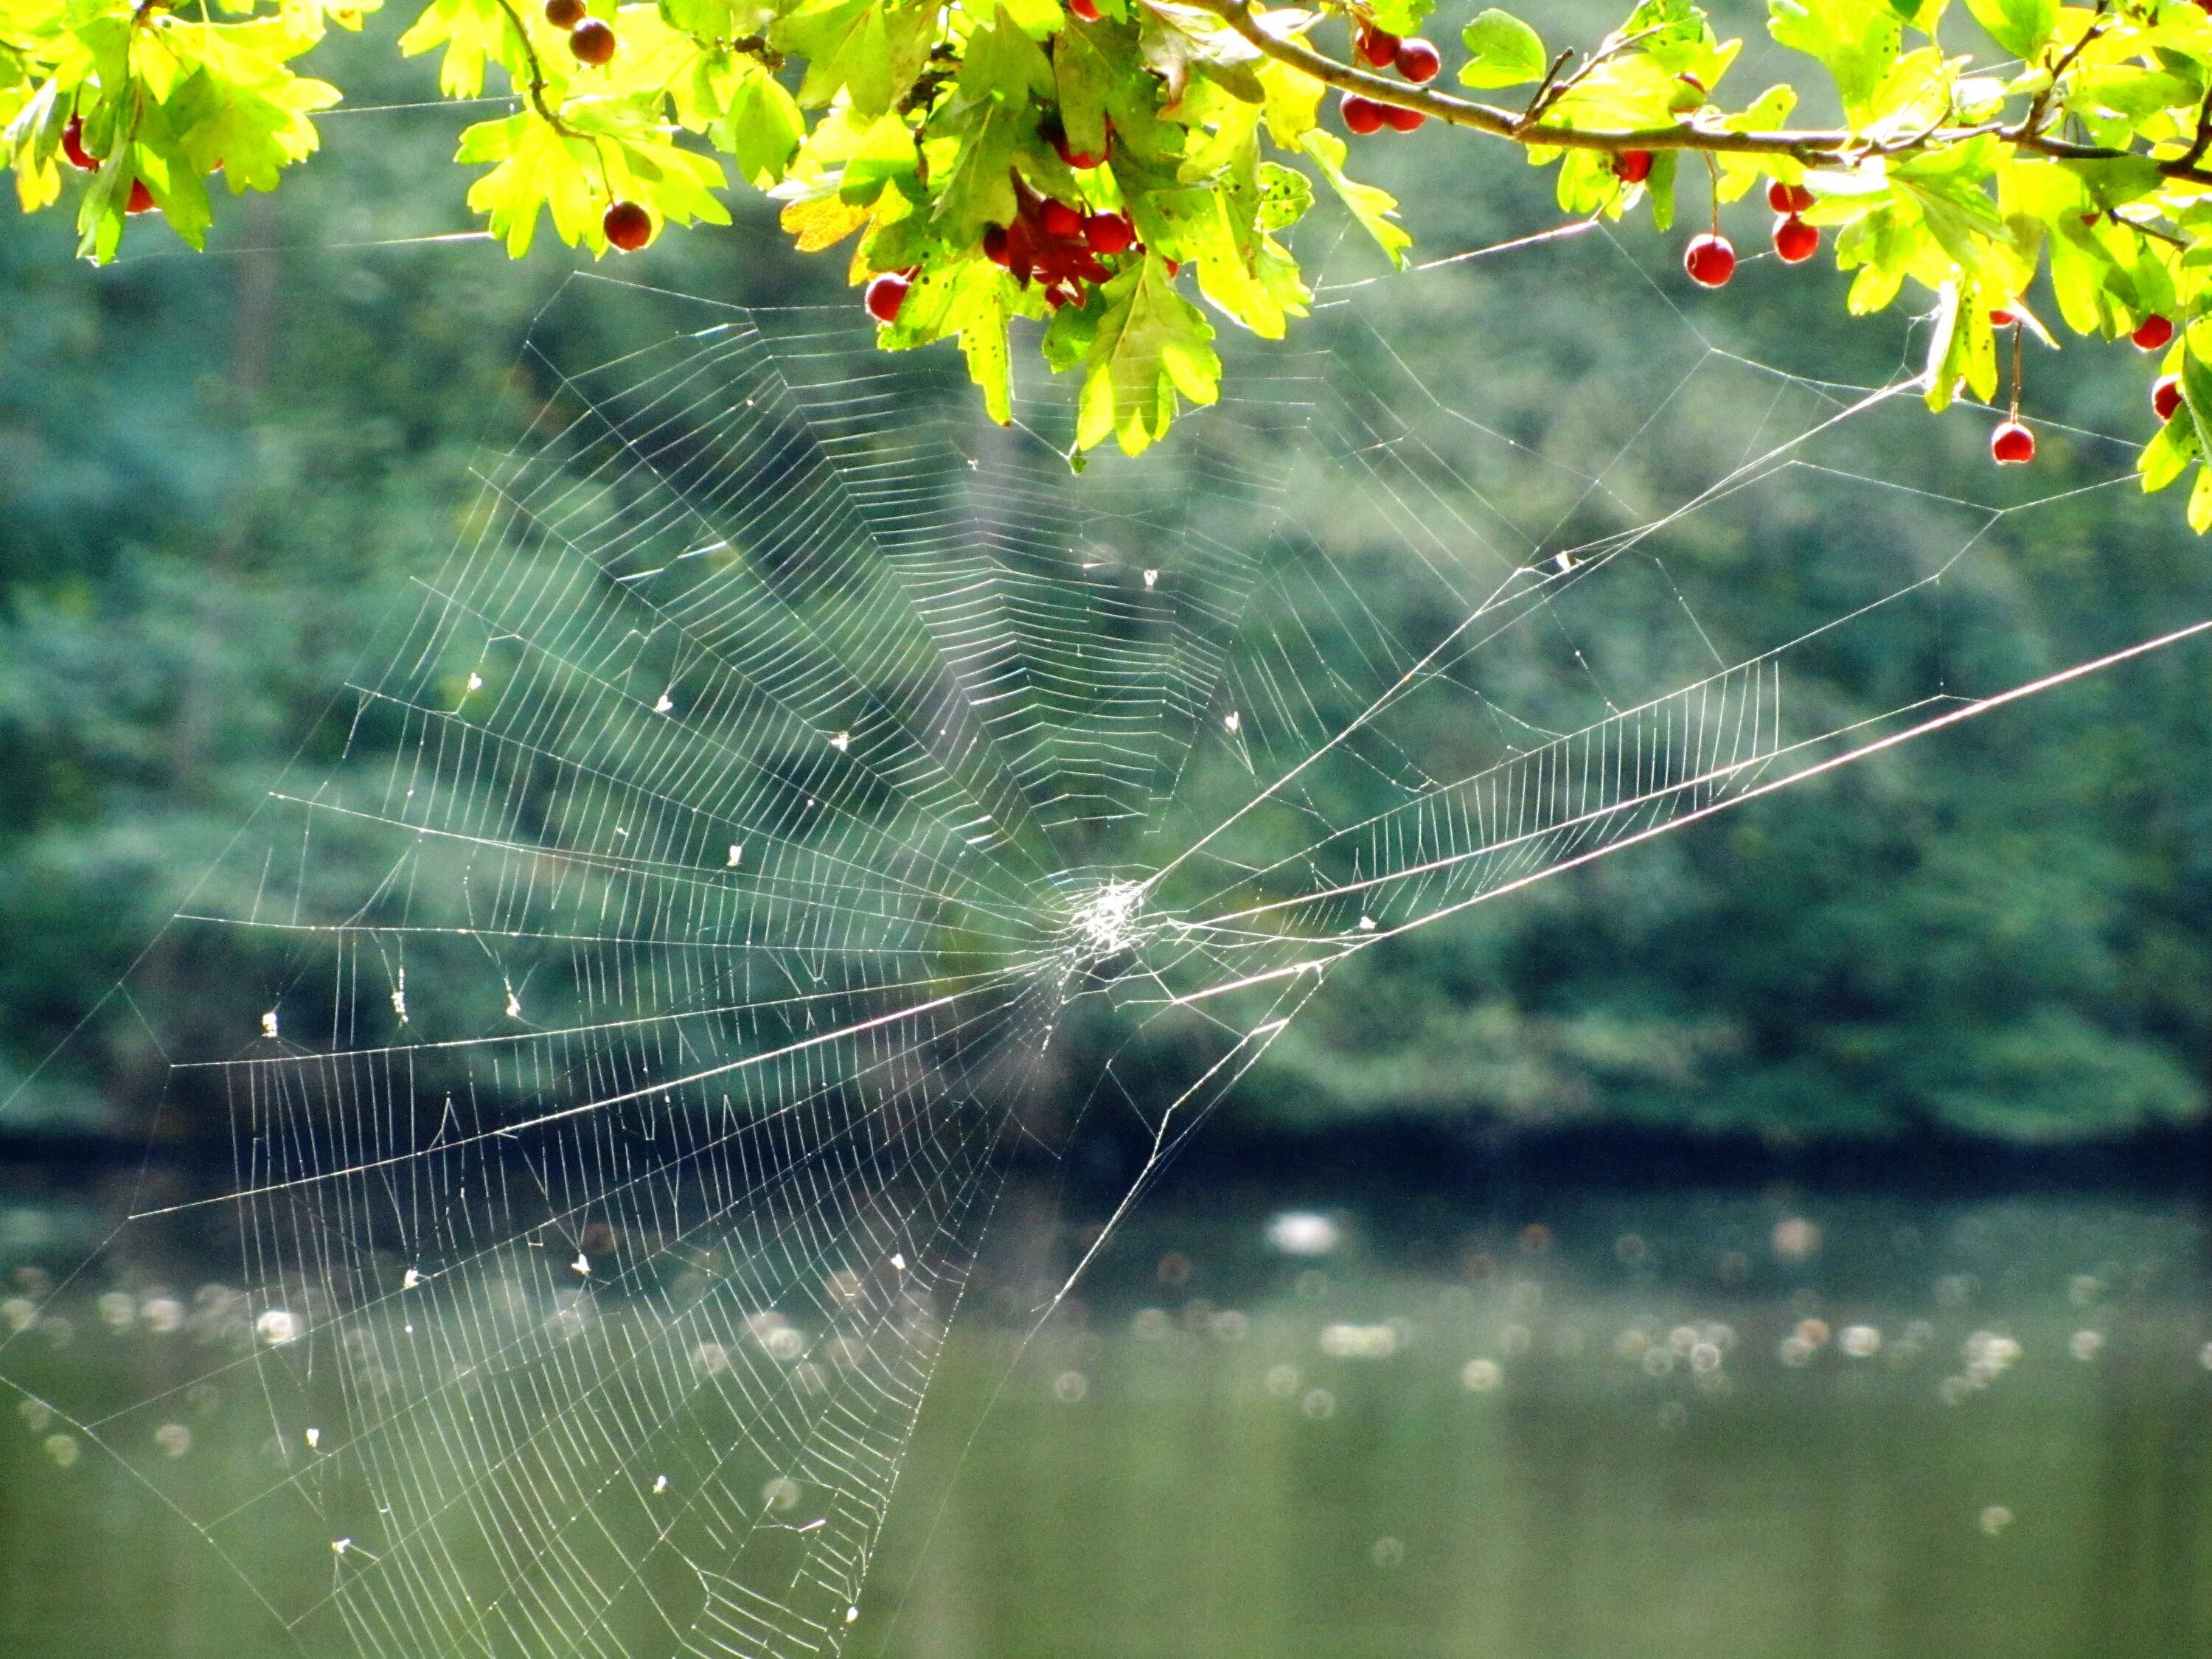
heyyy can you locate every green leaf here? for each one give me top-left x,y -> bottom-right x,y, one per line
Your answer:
2189,461 -> 2212,532
718,64 -> 804,188
774,0 -> 937,116
880,259 -> 1025,422
1767,0 -> 1902,118
1077,255 -> 1220,454
1458,10 -> 1548,90
1256,160 -> 1312,232
1961,0 -> 2054,65
928,97 -> 1023,240
1299,129 -> 1408,267
2140,408 -> 2195,493
397,0 -> 515,99
458,111 -> 581,256
1054,21 -> 1116,159
2180,342 -> 2212,511
1921,280 -> 1997,410
1366,0 -> 1435,38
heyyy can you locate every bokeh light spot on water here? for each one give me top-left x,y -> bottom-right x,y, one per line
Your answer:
43,1433 -> 77,1467
1053,1371 -> 1088,1403
1370,1537 -> 1405,1568
1771,1217 -> 1820,1262
761,1478 -> 800,1512
1980,1505 -> 2016,1537
253,1309 -> 301,1346
1265,1213 -> 1340,1257
153,1424 -> 192,1458
1840,1324 -> 1882,1357
1461,1359 -> 1502,1392
1301,1388 -> 1336,1420
2068,1330 -> 2104,1361
1320,1324 -> 1397,1360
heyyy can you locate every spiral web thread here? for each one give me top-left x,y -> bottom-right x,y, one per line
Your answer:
7,232 -> 2211,1659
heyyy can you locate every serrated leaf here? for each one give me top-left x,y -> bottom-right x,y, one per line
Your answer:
1767,0 -> 1902,118
1299,128 -> 1408,266
775,0 -> 936,116
779,187 -> 872,249
1458,9 -> 1547,88
1366,0 -> 1434,36
719,65 -> 804,187
1078,256 -> 1220,454
398,0 -> 515,98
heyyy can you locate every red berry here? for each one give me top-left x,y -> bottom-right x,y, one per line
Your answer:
1766,180 -> 1815,214
1340,94 -> 1385,136
1613,149 -> 1653,184
1085,212 -> 1134,255
1041,199 -> 1084,240
61,116 -> 98,173
1069,0 -> 1100,17
2154,374 -> 2183,423
125,178 -> 154,215
1394,38 -> 1440,83
1683,233 -> 1735,288
545,0 -> 584,24
984,225 -> 1010,265
2132,313 -> 2174,352
866,271 -> 911,324
1989,306 -> 2018,327
1379,102 -> 1424,132
1990,420 -> 2036,465
1357,25 -> 1399,66
602,200 -> 652,251
568,18 -> 615,63
1772,214 -> 1818,264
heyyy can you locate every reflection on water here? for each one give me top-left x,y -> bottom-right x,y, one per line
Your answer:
2,1182 -> 2208,1658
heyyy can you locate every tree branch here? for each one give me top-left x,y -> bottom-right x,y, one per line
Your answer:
1188,0 -> 2212,185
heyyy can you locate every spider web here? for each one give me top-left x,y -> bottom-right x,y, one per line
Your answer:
7,225 -> 2210,1659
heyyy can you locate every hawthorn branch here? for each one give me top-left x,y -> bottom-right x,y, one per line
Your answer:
1189,0 -> 2212,186
487,0 -> 574,136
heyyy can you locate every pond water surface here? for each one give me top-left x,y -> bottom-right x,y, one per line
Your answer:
2,1179 -> 2207,1658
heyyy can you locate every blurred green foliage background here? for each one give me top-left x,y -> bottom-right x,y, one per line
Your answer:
5,4 -> 2212,1158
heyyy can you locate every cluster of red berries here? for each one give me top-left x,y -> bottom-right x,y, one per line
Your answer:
1678,180 -> 1825,290
1340,23 -> 1439,135
862,171 -> 1143,327
60,115 -> 155,214
545,0 -> 616,64
984,177 -> 1136,308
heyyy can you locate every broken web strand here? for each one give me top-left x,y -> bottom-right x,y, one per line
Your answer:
0,220 -> 2203,1659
